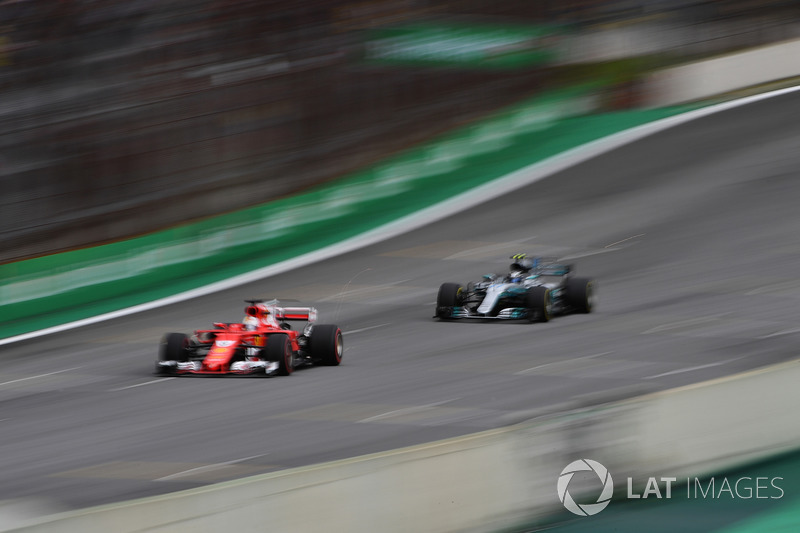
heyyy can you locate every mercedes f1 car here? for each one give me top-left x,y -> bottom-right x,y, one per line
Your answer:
155,299 -> 343,376
434,254 -> 595,322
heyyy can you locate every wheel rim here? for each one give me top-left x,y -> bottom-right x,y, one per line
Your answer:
544,291 -> 553,319
285,340 -> 293,372
335,332 -> 343,360
586,283 -> 596,311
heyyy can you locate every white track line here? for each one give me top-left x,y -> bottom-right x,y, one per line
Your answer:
109,378 -> 176,392
342,323 -> 390,335
604,233 -> 646,248
758,327 -> 800,339
0,367 -> 82,388
4,85 -> 800,347
640,314 -> 729,335
643,356 -> 746,380
154,454 -> 269,482
515,352 -> 614,375
357,398 -> 460,423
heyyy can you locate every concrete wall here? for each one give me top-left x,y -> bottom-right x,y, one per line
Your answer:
644,38 -> 800,106
6,361 -> 799,532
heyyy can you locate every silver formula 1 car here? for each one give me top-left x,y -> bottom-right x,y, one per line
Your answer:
434,254 -> 596,322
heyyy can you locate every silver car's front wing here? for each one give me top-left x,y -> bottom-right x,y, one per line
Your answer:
443,307 -> 530,319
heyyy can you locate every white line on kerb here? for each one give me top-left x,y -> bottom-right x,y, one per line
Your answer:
154,454 -> 269,482
3,85 -> 800,347
0,367 -> 82,387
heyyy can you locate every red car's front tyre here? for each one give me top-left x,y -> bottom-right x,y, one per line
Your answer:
265,334 -> 293,375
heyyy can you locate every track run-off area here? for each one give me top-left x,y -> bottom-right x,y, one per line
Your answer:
2,88 -> 800,518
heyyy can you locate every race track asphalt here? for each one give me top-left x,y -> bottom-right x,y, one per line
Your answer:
2,90 -> 800,512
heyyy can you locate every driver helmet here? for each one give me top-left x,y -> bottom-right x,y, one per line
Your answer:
510,270 -> 526,283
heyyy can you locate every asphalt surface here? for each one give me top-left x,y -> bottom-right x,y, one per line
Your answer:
2,91 -> 800,513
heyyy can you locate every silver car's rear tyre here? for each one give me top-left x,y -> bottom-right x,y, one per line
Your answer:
565,277 -> 596,313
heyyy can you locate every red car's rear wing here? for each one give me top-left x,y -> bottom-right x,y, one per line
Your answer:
274,307 -> 317,322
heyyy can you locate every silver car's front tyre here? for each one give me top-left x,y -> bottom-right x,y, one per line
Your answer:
436,282 -> 463,319
526,287 -> 552,322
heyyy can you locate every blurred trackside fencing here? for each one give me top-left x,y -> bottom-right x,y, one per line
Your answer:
0,86 -> 692,341
5,361 -> 799,532
4,1 -> 799,266
0,2 -> 558,264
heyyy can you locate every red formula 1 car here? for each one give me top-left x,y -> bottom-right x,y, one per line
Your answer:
155,299 -> 343,376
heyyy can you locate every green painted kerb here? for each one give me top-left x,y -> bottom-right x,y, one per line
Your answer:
0,86 -> 690,340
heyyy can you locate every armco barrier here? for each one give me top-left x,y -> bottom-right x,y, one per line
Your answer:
5,361 -> 798,532
0,85 -> 690,340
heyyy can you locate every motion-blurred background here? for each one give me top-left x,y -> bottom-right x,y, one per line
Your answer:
1,0 -> 798,264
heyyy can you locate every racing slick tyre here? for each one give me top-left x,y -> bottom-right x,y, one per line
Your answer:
310,325 -> 343,366
156,333 -> 189,375
436,282 -> 463,319
526,287 -> 552,323
565,277 -> 596,314
265,334 -> 293,376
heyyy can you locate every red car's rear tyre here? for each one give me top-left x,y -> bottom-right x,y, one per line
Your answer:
310,325 -> 343,366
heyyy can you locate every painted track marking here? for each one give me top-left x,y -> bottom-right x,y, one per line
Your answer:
643,356 -> 746,380
154,454 -> 269,482
0,367 -> 82,388
758,327 -> 800,339
641,314 -> 729,335
342,323 -> 390,335
515,352 -> 614,375
357,398 -> 460,423
109,378 -> 176,392
605,233 -> 646,248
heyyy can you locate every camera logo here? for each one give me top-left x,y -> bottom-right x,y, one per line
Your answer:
557,459 -> 614,516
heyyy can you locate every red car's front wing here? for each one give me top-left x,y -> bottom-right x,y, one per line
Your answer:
166,359 -> 280,375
